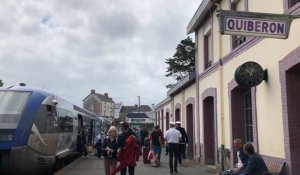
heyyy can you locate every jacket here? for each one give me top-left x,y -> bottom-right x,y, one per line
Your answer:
241,153 -> 268,175
110,135 -> 140,175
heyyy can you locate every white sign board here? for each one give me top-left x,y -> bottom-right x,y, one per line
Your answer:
218,10 -> 294,39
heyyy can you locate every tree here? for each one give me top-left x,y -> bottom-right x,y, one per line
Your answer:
165,36 -> 195,88
19,83 -> 26,86
0,80 -> 3,87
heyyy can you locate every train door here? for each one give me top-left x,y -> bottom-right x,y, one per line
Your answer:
78,115 -> 83,130
55,107 -> 74,156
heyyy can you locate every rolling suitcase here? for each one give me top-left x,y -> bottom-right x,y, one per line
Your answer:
143,147 -> 151,164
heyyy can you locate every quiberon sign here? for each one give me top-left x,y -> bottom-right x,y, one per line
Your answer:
218,10 -> 297,39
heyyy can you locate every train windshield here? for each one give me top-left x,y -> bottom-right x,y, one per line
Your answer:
0,91 -> 31,115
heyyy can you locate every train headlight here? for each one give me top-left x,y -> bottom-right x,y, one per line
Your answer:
0,130 -> 15,141
7,134 -> 14,140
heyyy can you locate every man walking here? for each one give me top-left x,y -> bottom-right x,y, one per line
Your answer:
164,122 -> 182,175
175,121 -> 188,164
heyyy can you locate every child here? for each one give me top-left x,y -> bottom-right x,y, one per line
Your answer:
95,138 -> 102,158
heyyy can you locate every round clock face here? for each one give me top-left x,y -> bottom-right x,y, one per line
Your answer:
234,61 -> 264,87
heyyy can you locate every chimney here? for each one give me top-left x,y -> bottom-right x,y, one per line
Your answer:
151,104 -> 155,110
104,93 -> 108,97
91,89 -> 95,94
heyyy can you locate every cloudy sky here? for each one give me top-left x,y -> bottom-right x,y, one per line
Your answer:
0,0 -> 199,107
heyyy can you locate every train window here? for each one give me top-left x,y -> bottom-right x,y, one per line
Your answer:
34,104 -> 58,133
58,108 -> 73,133
0,91 -> 30,115
0,129 -> 15,141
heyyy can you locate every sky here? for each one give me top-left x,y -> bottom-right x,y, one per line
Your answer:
0,0 -> 200,107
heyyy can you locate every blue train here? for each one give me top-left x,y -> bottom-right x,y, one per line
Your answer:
0,86 -> 104,175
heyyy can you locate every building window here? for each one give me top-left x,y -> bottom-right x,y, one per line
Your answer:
141,119 -> 146,122
289,0 -> 300,8
244,91 -> 253,142
231,0 -> 247,49
233,36 -> 246,48
204,30 -> 213,69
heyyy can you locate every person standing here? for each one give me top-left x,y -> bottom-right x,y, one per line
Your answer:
102,126 -> 118,175
77,129 -> 88,158
110,122 -> 139,175
175,121 -> 188,164
164,122 -> 182,175
140,126 -> 149,148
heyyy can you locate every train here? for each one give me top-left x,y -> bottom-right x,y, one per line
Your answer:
0,86 -> 105,175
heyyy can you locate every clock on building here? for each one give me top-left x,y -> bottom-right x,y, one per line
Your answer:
234,61 -> 267,87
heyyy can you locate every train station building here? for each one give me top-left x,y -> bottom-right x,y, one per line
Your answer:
155,0 -> 300,174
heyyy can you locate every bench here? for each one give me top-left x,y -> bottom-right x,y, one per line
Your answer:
263,159 -> 286,175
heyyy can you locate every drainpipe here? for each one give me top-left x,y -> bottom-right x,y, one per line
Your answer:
213,0 -> 226,170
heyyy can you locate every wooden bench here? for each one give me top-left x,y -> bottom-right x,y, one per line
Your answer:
263,158 -> 286,175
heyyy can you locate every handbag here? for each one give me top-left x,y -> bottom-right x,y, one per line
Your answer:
87,145 -> 93,153
147,150 -> 153,160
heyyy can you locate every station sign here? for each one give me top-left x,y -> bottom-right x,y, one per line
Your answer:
218,10 -> 294,39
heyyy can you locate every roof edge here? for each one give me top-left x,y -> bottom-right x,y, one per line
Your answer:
186,0 -> 214,34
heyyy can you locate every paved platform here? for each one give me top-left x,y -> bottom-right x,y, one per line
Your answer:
54,152 -> 218,175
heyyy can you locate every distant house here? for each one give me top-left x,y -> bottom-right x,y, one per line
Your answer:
83,90 -> 115,118
113,102 -> 123,126
126,112 -> 154,131
114,102 -> 123,119
119,104 -> 152,122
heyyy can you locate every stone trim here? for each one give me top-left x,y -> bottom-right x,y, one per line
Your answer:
279,46 -> 300,175
186,99 -> 195,157
175,103 -> 181,110
201,87 -> 218,165
228,79 -> 258,168
175,103 -> 181,122
165,108 -> 170,113
284,0 -> 300,14
197,37 -> 263,82
195,31 -> 201,157
186,97 -> 195,106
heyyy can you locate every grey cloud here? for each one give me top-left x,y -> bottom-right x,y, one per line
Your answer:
0,0 -> 199,106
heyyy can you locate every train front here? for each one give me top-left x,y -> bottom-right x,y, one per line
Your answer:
0,87 -> 54,174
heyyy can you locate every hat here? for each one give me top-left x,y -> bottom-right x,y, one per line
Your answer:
169,121 -> 175,125
175,121 -> 181,124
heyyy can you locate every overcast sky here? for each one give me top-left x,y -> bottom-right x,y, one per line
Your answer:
0,0 -> 200,107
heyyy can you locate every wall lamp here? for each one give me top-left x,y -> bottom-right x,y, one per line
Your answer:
185,45 -> 196,53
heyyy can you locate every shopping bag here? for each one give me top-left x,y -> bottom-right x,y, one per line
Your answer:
87,145 -> 93,153
147,150 -> 153,160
